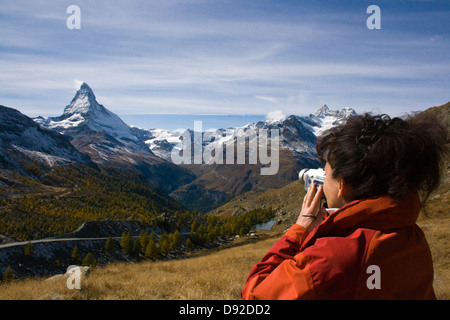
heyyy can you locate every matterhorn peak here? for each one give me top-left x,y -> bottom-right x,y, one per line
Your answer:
77,82 -> 94,96
40,83 -> 138,142
63,82 -> 99,116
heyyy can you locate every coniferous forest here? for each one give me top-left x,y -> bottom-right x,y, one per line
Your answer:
0,163 -> 274,245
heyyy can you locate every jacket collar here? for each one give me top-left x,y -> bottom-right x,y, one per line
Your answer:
301,193 -> 422,249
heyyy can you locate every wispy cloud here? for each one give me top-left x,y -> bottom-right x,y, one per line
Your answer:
256,96 -> 281,106
266,110 -> 286,123
0,0 -> 449,117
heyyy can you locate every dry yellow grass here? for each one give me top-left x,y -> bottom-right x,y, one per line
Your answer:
0,237 -> 278,300
1,217 -> 448,300
418,216 -> 450,300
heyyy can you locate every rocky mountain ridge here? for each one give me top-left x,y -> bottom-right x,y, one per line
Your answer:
31,82 -> 357,211
137,104 -> 356,163
34,83 -> 195,193
0,105 -> 93,176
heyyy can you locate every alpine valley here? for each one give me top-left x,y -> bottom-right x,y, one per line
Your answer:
32,82 -> 356,213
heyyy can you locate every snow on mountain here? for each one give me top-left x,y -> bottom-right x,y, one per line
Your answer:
34,84 -> 195,193
38,83 -> 138,142
35,83 -> 161,164
140,128 -> 183,161
141,105 -> 357,162
0,105 -> 92,173
34,82 -> 356,166
26,82 -> 357,213
305,104 -> 357,137
155,105 -> 357,212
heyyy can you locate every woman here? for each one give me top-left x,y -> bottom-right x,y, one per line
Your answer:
242,113 -> 448,300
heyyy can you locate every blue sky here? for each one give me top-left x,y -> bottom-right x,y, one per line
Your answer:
0,0 -> 449,118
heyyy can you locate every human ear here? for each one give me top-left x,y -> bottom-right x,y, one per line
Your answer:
337,178 -> 350,204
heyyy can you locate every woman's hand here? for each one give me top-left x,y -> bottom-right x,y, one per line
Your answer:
296,184 -> 327,233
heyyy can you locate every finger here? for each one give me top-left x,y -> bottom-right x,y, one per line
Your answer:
302,185 -> 312,208
310,185 -> 323,209
304,183 -> 317,206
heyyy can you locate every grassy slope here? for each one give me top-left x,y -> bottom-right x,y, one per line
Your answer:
0,234 -> 280,300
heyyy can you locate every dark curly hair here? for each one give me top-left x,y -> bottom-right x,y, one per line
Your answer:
316,113 -> 448,203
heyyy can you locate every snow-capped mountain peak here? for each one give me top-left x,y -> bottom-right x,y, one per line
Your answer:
314,104 -> 356,119
315,104 -> 337,118
337,107 -> 357,118
305,105 -> 357,137
40,83 -> 138,142
63,82 -> 98,116
141,105 -> 357,162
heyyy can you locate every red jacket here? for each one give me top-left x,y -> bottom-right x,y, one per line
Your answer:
242,193 -> 436,300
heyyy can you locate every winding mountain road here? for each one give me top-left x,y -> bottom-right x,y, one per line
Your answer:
0,236 -> 124,249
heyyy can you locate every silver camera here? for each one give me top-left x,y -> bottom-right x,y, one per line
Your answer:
299,168 -> 339,213
299,168 -> 325,191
